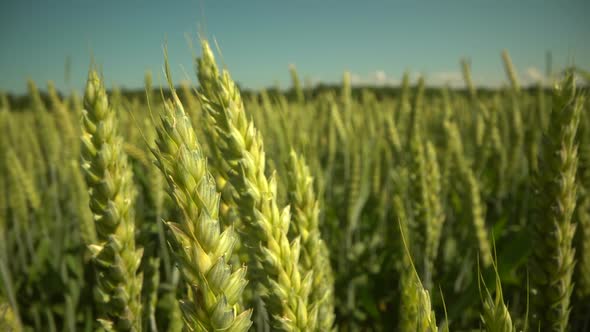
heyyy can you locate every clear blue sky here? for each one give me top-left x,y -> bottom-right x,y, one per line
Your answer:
1,0 -> 589,94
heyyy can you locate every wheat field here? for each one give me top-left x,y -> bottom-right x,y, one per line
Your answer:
0,40 -> 589,332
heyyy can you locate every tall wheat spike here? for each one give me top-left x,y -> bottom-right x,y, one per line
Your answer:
150,54 -> 252,332
196,39 -> 316,331
530,73 -> 582,332
80,70 -> 143,331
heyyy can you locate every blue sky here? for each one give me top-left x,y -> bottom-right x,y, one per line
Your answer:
1,0 -> 589,94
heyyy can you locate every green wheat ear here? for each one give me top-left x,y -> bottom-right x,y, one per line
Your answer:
398,217 -> 439,332
530,72 -> 582,332
289,64 -> 305,104
196,39 -> 316,331
80,69 -> 143,331
478,255 -> 515,332
151,51 -> 252,331
424,141 -> 445,287
286,150 -> 335,331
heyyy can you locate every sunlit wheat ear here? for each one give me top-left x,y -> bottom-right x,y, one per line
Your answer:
195,39 -> 316,331
150,52 -> 251,331
80,69 -> 143,331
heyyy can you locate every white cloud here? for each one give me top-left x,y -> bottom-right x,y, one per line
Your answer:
526,69 -> 588,87
345,70 -> 468,88
291,66 -> 588,89
525,67 -> 544,82
350,73 -> 364,85
521,66 -> 548,86
349,70 -> 398,86
374,70 -> 387,84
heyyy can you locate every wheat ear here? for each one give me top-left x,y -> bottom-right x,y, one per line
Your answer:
196,39 -> 315,331
286,150 -> 335,331
530,73 -> 582,332
151,56 -> 252,332
80,70 -> 143,331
